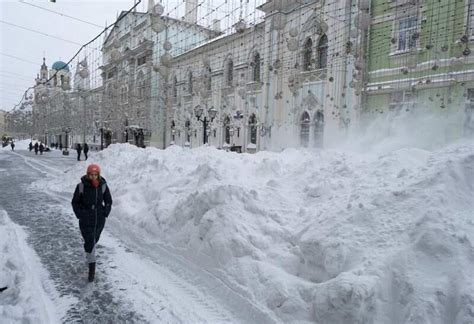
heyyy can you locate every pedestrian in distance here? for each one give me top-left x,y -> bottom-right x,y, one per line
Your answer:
83,143 -> 89,160
34,142 -> 39,155
71,164 -> 112,282
39,142 -> 44,155
29,142 -> 33,152
59,143 -> 63,150
10,141 -> 15,151
76,143 -> 82,161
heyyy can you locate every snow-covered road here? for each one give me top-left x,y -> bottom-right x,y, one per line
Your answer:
0,149 -> 274,323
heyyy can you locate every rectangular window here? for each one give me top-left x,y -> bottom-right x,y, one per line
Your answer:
137,56 -> 146,66
389,91 -> 415,112
391,0 -> 414,5
107,68 -> 116,79
467,89 -> 474,102
398,17 -> 418,51
465,89 -> 474,136
120,86 -> 128,104
138,81 -> 145,100
469,0 -> 474,40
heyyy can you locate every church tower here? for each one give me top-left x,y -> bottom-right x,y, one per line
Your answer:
36,57 -> 48,85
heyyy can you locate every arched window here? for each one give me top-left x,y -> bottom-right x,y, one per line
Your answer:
252,52 -> 261,82
249,114 -> 257,144
185,120 -> 191,143
188,71 -> 193,94
171,120 -> 176,141
303,38 -> 313,71
317,35 -> 328,69
226,59 -> 233,86
120,86 -> 128,104
205,66 -> 212,91
314,110 -> 324,148
137,72 -> 145,99
300,112 -> 310,147
223,116 -> 231,144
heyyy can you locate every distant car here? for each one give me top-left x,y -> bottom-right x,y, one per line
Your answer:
1,136 -> 13,148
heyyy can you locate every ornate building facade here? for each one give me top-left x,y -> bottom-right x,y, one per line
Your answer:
32,58 -> 74,146
100,0 -> 220,148
164,0 -> 360,151
26,1 -> 474,150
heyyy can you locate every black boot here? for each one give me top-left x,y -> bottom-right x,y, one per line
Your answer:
88,262 -> 96,282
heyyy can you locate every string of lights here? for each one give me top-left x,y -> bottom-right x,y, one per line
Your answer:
0,19 -> 83,46
28,1 -> 470,106
18,0 -> 104,28
5,0 -> 473,145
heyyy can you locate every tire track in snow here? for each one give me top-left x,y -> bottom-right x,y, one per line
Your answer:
104,226 -> 277,323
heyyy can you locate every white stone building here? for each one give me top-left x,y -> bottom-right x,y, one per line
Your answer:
32,58 -> 73,146
165,0 -> 359,152
100,0 -> 220,148
0,109 -> 6,135
168,23 -> 266,152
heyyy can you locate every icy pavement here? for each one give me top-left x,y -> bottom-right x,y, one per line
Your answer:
0,150 -> 275,323
0,151 -> 144,323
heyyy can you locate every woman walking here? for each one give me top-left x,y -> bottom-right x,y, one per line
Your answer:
71,164 -> 112,282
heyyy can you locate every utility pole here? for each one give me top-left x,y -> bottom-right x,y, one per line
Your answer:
83,92 -> 86,144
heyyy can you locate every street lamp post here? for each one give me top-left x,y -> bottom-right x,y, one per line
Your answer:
194,105 -> 217,145
78,58 -> 89,145
81,92 -> 87,144
95,120 -> 104,150
100,127 -> 103,150
62,126 -> 71,155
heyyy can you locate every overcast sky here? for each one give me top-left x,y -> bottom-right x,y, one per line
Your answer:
0,0 -> 264,112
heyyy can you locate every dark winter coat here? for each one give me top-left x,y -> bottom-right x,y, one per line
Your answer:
72,176 -> 112,225
34,143 -> 39,151
39,144 -> 44,152
76,144 -> 82,152
83,143 -> 89,153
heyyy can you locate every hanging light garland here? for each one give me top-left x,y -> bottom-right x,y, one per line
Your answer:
271,12 -> 287,31
286,37 -> 298,52
289,27 -> 299,38
163,40 -> 172,51
151,16 -> 166,33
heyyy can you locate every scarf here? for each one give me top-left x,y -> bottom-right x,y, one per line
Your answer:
90,178 -> 100,188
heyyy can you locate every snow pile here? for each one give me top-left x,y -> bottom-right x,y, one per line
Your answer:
43,131 -> 474,322
0,209 -> 61,323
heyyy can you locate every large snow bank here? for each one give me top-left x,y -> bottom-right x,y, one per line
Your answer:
43,114 -> 474,322
0,209 -> 61,323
